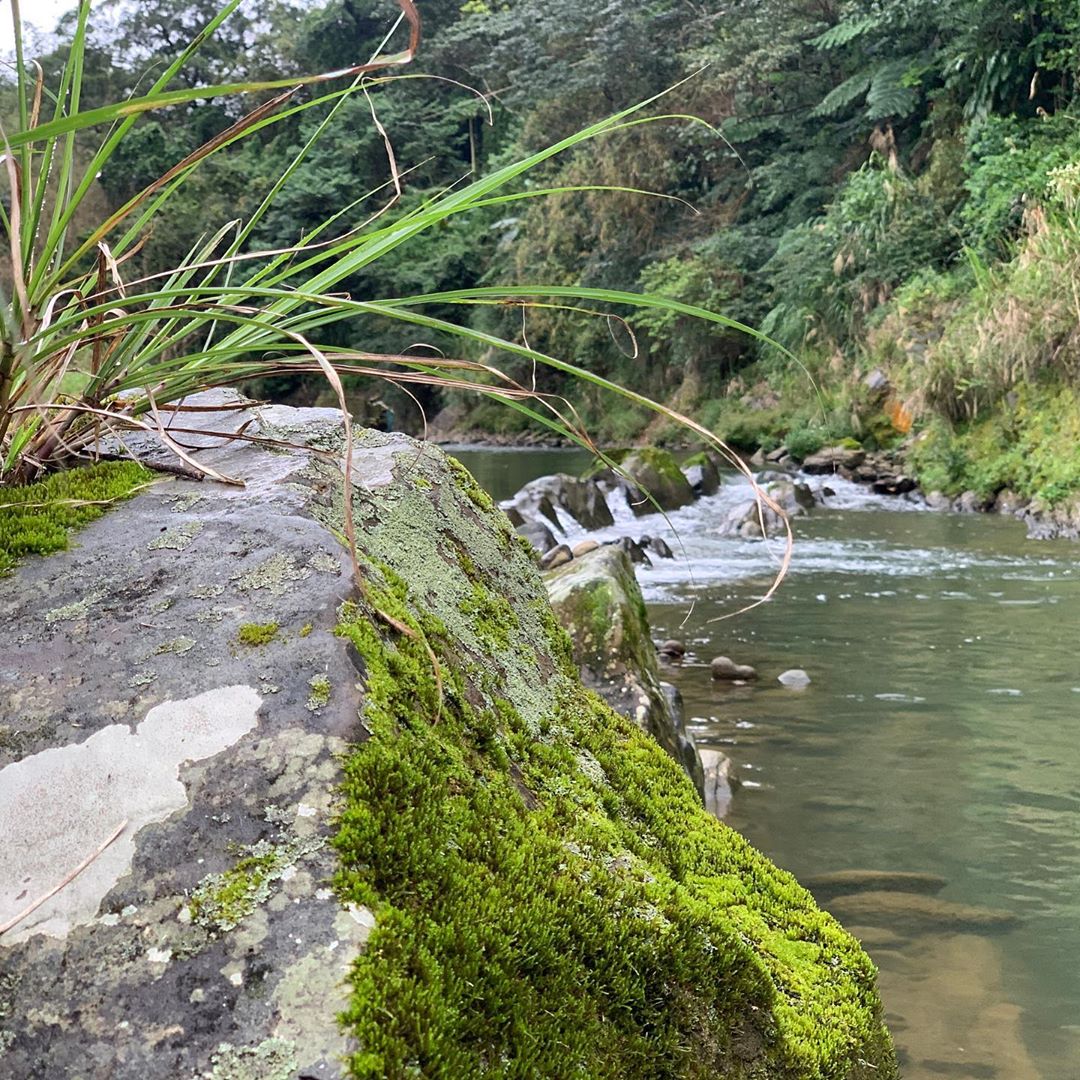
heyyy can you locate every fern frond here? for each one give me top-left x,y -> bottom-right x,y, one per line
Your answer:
812,71 -> 872,117
810,15 -> 880,51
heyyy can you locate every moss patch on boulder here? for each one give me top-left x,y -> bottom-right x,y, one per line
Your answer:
0,461 -> 152,576
325,436 -> 895,1080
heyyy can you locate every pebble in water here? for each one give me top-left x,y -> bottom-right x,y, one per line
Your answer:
777,668 -> 811,688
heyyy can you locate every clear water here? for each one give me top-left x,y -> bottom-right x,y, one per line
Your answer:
460,449 -> 1080,1079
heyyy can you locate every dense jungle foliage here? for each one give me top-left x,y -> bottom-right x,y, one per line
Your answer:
14,0 -> 1080,502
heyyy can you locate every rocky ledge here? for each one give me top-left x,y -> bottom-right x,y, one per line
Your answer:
0,393 -> 896,1079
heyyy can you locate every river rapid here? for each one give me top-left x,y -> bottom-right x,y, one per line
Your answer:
453,447 -> 1080,1080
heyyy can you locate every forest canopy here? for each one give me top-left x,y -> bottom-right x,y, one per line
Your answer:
9,0 -> 1080,463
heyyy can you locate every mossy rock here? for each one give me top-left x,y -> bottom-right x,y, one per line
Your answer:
327,434 -> 896,1079
591,447 -> 696,516
544,545 -> 702,790
0,461 -> 153,576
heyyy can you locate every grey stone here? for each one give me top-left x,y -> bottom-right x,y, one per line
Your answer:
825,891 -> 1019,933
657,639 -> 685,661
539,543 -> 573,570
681,454 -> 721,496
699,747 -> 736,819
804,870 -> 948,901
710,656 -> 739,680
0,393 -> 372,1079
516,519 -> 557,554
600,448 -> 695,516
800,446 -> 866,473
505,473 -> 614,532
778,668 -> 811,688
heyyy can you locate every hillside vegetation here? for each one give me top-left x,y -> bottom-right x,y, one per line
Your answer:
16,0 -> 1080,502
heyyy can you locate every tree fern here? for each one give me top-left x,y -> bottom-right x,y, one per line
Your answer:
812,71 -> 873,117
865,60 -> 919,120
810,15 -> 880,51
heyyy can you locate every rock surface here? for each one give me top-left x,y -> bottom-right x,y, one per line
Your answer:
545,546 -> 704,794
601,447 -> 695,515
825,891 -> 1019,932
804,870 -> 948,900
778,668 -> 812,688
0,393 -> 371,1078
0,394 -> 896,1079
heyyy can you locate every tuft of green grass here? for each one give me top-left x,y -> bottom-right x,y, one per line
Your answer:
0,461 -> 152,576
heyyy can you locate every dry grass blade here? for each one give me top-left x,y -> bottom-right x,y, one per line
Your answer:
0,820 -> 128,936
144,386 -> 244,487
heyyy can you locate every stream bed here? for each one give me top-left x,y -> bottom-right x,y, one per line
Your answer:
453,446 -> 1080,1079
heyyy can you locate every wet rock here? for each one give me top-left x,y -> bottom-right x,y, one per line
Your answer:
766,446 -> 788,463
505,473 -> 614,533
711,656 -> 756,681
572,539 -> 600,558
871,475 -> 916,496
717,480 -> 811,540
681,452 -> 721,496
657,639 -> 685,661
699,747 -> 736,819
925,490 -> 953,511
614,535 -> 652,566
749,448 -> 766,469
600,447 -> 695,515
801,446 -> 867,473
993,489 -> 1028,516
545,548 -> 703,793
640,535 -> 674,560
792,482 -> 816,510
539,543 -> 573,570
516,519 -> 557,554
825,891 -> 1020,933
778,668 -> 811,688
804,870 -> 948,900
954,489 -> 991,513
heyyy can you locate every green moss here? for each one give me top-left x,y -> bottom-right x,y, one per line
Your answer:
306,674 -> 332,711
237,621 -> 280,647
0,461 -> 152,576
299,622 -> 314,638
907,384 -> 1080,505
332,567 -> 895,1079
187,835 -> 325,933
446,455 -> 497,515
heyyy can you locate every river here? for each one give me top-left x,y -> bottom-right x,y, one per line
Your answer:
453,446 -> 1080,1079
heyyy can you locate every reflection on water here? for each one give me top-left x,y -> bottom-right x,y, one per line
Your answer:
462,450 -> 1080,1079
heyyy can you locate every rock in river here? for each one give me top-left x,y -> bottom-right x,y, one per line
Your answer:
778,668 -> 811,688
804,869 -> 949,900
546,546 -> 703,792
825,891 -> 1020,933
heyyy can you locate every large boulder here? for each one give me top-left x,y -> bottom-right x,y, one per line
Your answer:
601,447 -> 696,515
503,473 -> 613,534
717,480 -> 814,540
0,393 -> 896,1079
800,445 -> 867,474
680,451 -> 721,496
544,545 -> 703,794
